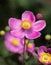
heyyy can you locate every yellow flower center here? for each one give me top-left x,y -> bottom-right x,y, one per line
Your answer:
21,20 -> 32,29
11,38 -> 20,46
27,43 -> 33,48
39,52 -> 51,63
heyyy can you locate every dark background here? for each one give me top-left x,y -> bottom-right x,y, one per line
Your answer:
0,0 -> 51,65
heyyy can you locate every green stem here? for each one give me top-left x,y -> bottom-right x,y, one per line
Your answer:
23,37 -> 27,65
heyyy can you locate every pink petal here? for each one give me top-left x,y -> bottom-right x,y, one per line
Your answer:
11,30 -> 25,38
33,20 -> 46,31
26,31 -> 41,39
38,46 -> 47,56
22,11 -> 35,22
4,40 -> 24,54
4,32 -> 21,42
8,18 -> 21,30
4,32 -> 13,41
27,43 -> 35,55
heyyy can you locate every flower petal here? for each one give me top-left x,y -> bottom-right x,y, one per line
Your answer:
38,46 -> 47,56
22,11 -> 35,22
33,20 -> 46,31
26,31 -> 41,39
27,43 -> 35,52
4,32 -> 13,41
27,43 -> 35,55
8,18 -> 21,30
4,32 -> 21,42
4,40 -> 24,54
11,30 -> 25,38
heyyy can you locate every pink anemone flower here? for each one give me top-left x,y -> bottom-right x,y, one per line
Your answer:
4,32 -> 35,55
25,42 -> 36,56
4,32 -> 24,54
37,46 -> 51,65
8,11 -> 46,39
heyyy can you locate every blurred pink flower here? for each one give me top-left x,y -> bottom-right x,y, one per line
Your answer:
25,42 -> 36,55
4,32 -> 24,54
4,32 -> 35,55
37,46 -> 51,64
8,11 -> 46,39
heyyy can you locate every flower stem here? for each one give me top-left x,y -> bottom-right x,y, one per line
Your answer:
23,37 -> 26,65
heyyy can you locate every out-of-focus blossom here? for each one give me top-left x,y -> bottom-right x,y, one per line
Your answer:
45,34 -> 51,40
8,11 -> 46,39
4,32 -> 35,55
22,39 -> 36,55
36,13 -> 43,19
25,42 -> 36,55
0,30 -> 5,36
5,26 -> 10,31
37,46 -> 51,64
4,32 -> 24,54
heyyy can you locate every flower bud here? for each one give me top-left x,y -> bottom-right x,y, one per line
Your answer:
45,34 -> 51,40
5,26 -> 10,31
36,13 -> 43,19
0,30 -> 5,35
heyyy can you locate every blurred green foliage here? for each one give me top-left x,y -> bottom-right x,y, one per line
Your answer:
0,0 -> 51,65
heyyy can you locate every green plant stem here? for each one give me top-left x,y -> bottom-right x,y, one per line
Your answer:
23,37 -> 26,65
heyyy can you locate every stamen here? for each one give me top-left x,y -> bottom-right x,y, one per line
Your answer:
27,43 -> 33,48
11,38 -> 20,46
21,20 -> 32,29
39,52 -> 51,63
